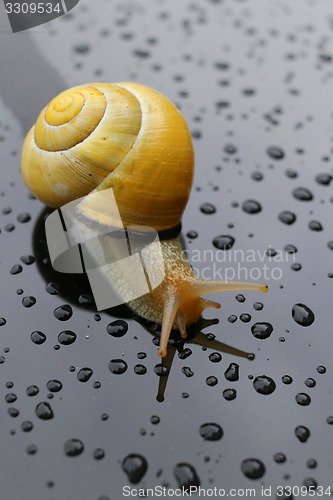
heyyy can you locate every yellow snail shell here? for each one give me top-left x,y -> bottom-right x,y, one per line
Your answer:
21,82 -> 267,357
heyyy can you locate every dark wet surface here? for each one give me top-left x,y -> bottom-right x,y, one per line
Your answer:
0,0 -> 333,499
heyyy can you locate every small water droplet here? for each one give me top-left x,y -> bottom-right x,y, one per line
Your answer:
54,305 -> 73,321
209,352 -> 222,363
199,423 -> 223,441
200,203 -> 216,214
206,376 -> 218,386
223,388 -> 237,400
106,320 -> 128,337
292,303 -> 315,326
109,359 -> 128,375
64,438 -> 84,456
278,211 -> 296,225
295,392 -> 311,406
242,199 -> 262,214
22,296 -> 36,308
267,146 -> 285,160
308,220 -> 323,231
295,425 -> 310,442
10,265 -> 22,275
134,364 -> 147,375
274,452 -> 286,464
224,363 -> 239,381
30,331 -> 46,345
46,380 -> 62,392
292,187 -> 313,201
35,402 -> 54,420
58,330 -> 76,345
212,235 -> 235,250
77,368 -> 93,382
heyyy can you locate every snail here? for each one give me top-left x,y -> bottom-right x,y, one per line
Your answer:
21,82 -> 268,357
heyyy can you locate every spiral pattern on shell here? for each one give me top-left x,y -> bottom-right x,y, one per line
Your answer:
21,82 -> 194,232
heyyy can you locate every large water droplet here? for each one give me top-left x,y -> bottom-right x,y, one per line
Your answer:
224,363 -> 239,381
54,304 -> 73,321
278,211 -> 296,225
35,402 -> 54,420
251,322 -> 273,339
77,368 -> 93,382
212,235 -> 235,250
173,463 -> 200,490
58,330 -> 76,345
241,458 -> 265,479
295,425 -> 310,442
107,320 -> 128,337
242,199 -> 262,214
292,303 -> 315,326
109,359 -> 128,375
122,454 -> 148,483
292,187 -> 313,201
199,423 -> 223,441
253,375 -> 276,395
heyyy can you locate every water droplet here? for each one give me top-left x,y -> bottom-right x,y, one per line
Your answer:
93,448 -> 105,460
182,367 -> 194,377
122,454 -> 148,483
291,263 -> 302,271
134,364 -> 147,375
242,199 -> 262,214
295,392 -> 311,406
31,331 -> 46,345
21,421 -> 33,432
10,264 -> 22,275
178,348 -> 192,360
317,365 -> 326,374
206,376 -> 218,386
278,211 -> 296,225
200,203 -> 216,214
199,423 -> 223,441
22,296 -> 36,308
251,171 -> 263,181
73,43 -> 90,54
64,438 -> 84,456
212,235 -> 235,250
274,452 -> 286,464
241,458 -> 266,479
27,444 -> 37,455
106,320 -> 128,337
306,458 -> 317,469
224,363 -> 239,381
228,315 -> 237,323
253,375 -> 276,395
209,352 -> 222,363
46,282 -> 59,295
173,463 -> 200,490
251,322 -> 273,339
223,388 -> 237,400
35,402 -> 54,420
154,363 -> 169,377
308,220 -> 323,231
46,380 -> 62,392
253,302 -> 263,311
267,146 -> 285,160
292,187 -> 313,201
77,368 -> 93,382
305,378 -> 316,388
26,385 -> 39,396
0,318 -> 6,326
236,294 -> 245,302
109,359 -> 128,375
240,313 -> 251,323
17,212 -> 31,223
292,303 -> 315,326
5,393 -> 17,403
54,305 -> 73,321
58,330 -> 76,345
20,255 -> 35,265
315,173 -> 332,185
295,425 -> 310,442
186,230 -> 198,239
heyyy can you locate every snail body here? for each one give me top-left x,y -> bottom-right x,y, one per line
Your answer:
21,82 -> 267,357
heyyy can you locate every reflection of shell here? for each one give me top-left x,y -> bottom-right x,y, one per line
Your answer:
21,82 -> 194,232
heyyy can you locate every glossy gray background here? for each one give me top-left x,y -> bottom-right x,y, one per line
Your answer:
0,0 -> 332,499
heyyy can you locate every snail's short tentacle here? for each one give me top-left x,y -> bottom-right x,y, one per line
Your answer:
158,294 -> 180,358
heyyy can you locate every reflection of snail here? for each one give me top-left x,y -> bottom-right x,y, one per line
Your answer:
21,82 -> 267,357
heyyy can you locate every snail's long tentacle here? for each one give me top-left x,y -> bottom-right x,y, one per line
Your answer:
189,279 -> 268,296
158,294 -> 180,358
